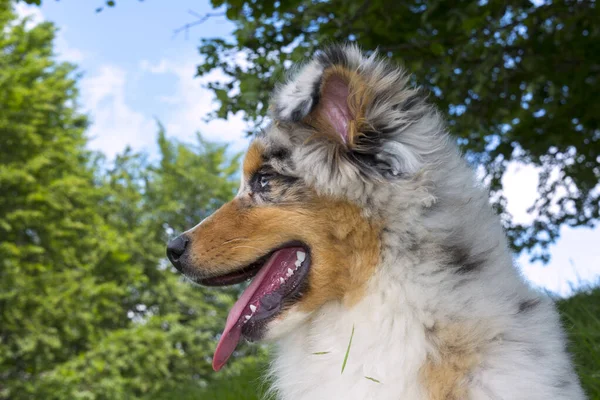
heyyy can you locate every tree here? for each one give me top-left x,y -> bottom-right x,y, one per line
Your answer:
68,0 -> 600,261
20,1 -> 600,264
26,132 -> 261,400
0,3 -> 261,397
0,2 -> 113,395
194,0 -> 599,262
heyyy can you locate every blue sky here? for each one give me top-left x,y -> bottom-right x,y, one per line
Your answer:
15,1 -> 599,297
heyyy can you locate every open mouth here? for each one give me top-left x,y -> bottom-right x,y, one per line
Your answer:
197,243 -> 311,371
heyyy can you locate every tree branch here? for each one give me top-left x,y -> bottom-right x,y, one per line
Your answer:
173,11 -> 226,39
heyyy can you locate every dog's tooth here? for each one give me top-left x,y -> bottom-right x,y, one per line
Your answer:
296,251 -> 306,262
250,304 -> 257,313
287,268 -> 294,277
279,277 -> 285,284
244,315 -> 251,321
295,260 -> 302,268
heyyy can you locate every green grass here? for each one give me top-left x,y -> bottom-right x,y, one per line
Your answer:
341,324 -> 355,374
149,361 -> 268,400
557,287 -> 600,399
364,376 -> 381,383
178,288 -> 600,399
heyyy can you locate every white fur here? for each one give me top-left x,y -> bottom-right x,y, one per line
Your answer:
253,46 -> 586,399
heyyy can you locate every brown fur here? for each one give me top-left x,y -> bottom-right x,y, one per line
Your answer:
421,323 -> 487,400
186,190 -> 381,312
243,141 -> 265,177
304,65 -> 373,148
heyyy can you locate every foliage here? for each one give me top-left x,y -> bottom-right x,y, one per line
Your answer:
19,0 -> 600,265
558,286 -> 600,398
2,0 -> 599,399
0,3 -> 259,398
148,356 -> 269,400
190,0 -> 599,262
0,2 -> 103,396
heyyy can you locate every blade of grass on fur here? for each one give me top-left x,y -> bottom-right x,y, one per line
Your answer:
341,324 -> 355,374
312,351 -> 330,355
364,376 -> 381,383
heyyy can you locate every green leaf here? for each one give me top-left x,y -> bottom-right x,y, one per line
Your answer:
430,42 -> 444,56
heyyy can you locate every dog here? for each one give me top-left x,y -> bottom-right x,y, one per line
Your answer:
166,45 -> 585,399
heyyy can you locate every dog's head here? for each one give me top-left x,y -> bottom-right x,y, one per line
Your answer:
166,45 -> 451,370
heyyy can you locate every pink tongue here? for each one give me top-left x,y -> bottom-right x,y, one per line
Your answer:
212,247 -> 302,371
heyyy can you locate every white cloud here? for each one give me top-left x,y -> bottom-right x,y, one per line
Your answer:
518,226 -> 600,296
80,65 -> 156,158
55,27 -> 86,63
13,2 -> 44,28
139,58 -> 250,153
78,57 -> 249,160
501,162 -> 540,224
502,162 -> 600,296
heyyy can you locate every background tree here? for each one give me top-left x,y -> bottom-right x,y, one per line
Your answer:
19,0 -> 600,264
5,0 -> 600,398
0,3 -> 263,397
192,0 -> 599,263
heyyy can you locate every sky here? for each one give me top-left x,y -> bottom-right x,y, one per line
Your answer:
15,1 -> 599,297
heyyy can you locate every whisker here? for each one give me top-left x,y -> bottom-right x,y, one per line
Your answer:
221,237 -> 250,245
230,245 -> 265,253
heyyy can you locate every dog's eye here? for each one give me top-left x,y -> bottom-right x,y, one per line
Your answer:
252,172 -> 272,192
260,174 -> 269,188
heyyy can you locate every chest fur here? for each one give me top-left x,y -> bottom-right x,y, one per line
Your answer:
269,293 -> 433,400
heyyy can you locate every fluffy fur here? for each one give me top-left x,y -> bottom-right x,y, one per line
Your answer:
267,45 -> 585,399
185,45 -> 586,399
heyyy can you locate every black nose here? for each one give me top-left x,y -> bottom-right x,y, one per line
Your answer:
166,235 -> 189,271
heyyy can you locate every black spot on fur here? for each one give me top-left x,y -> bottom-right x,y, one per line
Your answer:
357,129 -> 384,145
290,99 -> 311,122
442,245 -> 486,274
278,175 -> 299,187
554,378 -> 571,389
309,75 -> 323,114
378,124 -> 408,135
524,345 -> 546,359
400,92 -> 425,112
348,130 -> 408,179
317,45 -> 350,69
264,147 -> 290,161
518,298 -> 541,314
349,151 -> 378,172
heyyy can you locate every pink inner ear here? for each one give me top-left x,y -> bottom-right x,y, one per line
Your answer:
320,76 -> 352,144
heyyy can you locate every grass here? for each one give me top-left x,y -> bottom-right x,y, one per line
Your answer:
188,288 -> 600,399
557,287 -> 600,399
364,376 -> 381,383
341,324 -> 355,374
150,361 -> 268,400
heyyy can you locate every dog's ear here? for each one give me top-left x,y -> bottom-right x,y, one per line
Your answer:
271,49 -> 372,148
271,45 -> 440,179
303,66 -> 372,147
